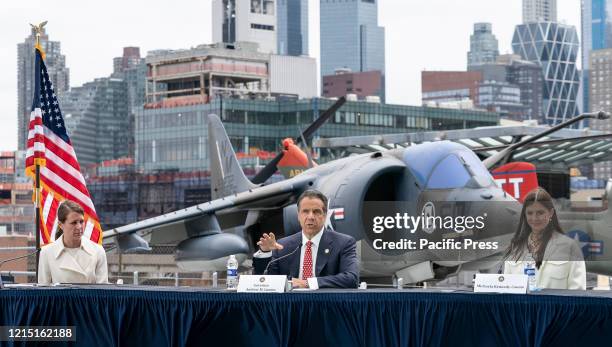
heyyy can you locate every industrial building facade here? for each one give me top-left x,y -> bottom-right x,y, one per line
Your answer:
145,42 -> 317,106
322,69 -> 383,100
0,152 -> 34,235
135,98 -> 498,173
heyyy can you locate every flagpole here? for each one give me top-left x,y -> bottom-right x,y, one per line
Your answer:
35,165 -> 41,279
32,22 -> 46,281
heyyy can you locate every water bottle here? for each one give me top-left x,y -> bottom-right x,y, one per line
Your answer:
226,255 -> 238,289
212,272 -> 218,288
524,254 -> 538,292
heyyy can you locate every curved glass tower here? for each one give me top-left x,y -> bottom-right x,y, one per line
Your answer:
512,22 -> 580,125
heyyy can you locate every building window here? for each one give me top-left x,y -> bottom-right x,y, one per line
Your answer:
251,23 -> 274,31
251,0 -> 275,15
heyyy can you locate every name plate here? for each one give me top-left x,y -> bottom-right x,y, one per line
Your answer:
237,275 -> 287,293
474,274 -> 528,294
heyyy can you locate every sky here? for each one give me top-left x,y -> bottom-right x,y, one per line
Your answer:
0,0 -> 581,151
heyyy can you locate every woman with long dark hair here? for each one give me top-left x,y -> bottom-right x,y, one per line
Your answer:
503,187 -> 586,290
38,200 -> 108,284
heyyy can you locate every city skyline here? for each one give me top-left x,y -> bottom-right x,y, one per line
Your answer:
0,0 -> 580,151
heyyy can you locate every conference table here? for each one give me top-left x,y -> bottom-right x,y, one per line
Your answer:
0,285 -> 611,346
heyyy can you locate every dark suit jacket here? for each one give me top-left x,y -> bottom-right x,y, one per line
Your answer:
252,229 -> 359,288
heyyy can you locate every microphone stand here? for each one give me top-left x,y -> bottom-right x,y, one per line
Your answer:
0,249 -> 40,289
263,244 -> 302,275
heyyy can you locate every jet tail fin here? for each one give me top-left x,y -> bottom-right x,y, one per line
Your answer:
208,114 -> 256,199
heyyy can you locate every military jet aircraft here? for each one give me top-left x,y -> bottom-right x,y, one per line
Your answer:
103,108 -> 610,283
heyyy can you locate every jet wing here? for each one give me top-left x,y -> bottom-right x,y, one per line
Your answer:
473,134 -> 612,153
102,173 -> 315,239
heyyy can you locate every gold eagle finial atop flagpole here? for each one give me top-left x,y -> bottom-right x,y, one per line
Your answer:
29,21 -> 48,48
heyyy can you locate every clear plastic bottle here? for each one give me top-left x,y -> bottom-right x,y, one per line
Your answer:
226,255 -> 238,289
523,253 -> 538,292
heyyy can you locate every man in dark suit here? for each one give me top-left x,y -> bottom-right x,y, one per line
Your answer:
253,190 -> 359,289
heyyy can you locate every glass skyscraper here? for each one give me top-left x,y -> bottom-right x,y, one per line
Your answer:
586,2 -> 612,178
582,0 -> 612,55
523,0 -> 557,23
589,49 -> 612,179
62,78 -> 130,166
17,28 -> 70,151
467,23 -> 499,70
277,0 -> 308,56
595,1 -> 612,47
512,22 -> 580,124
320,0 -> 385,100
581,0 -> 612,113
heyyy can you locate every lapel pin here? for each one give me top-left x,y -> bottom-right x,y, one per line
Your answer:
325,249 -> 329,254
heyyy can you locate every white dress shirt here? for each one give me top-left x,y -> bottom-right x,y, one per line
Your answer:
299,228 -> 324,289
254,227 -> 325,289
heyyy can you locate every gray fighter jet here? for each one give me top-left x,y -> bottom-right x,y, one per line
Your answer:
103,109 -> 610,283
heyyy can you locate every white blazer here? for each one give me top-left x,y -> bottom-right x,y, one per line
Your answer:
504,232 -> 586,290
38,235 -> 109,284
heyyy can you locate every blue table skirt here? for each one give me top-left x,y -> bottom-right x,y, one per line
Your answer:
1,286 -> 611,347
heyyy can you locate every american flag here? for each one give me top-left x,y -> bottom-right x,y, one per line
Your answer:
25,47 -> 102,245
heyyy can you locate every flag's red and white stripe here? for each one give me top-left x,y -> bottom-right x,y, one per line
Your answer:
26,108 -> 102,245
589,241 -> 603,255
333,208 -> 345,220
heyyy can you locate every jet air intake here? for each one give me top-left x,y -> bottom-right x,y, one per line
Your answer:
316,155 -> 407,242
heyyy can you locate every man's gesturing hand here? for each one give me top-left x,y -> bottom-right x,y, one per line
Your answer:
257,232 -> 284,252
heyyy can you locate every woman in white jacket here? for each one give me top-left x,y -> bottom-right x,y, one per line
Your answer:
503,187 -> 586,290
38,200 -> 108,285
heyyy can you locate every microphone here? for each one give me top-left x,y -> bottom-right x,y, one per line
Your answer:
0,248 -> 40,289
263,243 -> 302,275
